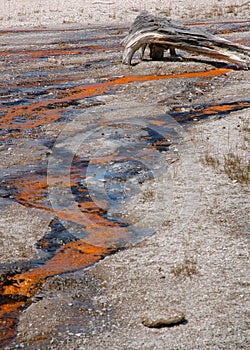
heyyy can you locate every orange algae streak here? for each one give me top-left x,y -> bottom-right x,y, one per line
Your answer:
38,241 -> 114,276
0,241 -> 114,346
1,68 -> 231,130
13,173 -> 52,213
204,103 -> 244,114
0,240 -> 116,348
0,105 -> 62,130
0,164 -> 127,344
203,101 -> 250,114
0,84 -> 108,130
11,169 -> 119,229
10,159 -> 130,242
112,68 -> 231,85
0,241 -> 112,298
174,100 -> 250,123
11,172 -> 127,236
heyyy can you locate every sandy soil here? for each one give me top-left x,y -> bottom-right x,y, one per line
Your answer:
0,0 -> 250,29
0,1 -> 249,350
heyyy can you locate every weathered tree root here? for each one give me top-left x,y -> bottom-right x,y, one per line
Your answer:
122,12 -> 250,68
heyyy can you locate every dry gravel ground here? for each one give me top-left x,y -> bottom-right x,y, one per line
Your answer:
1,1 -> 250,349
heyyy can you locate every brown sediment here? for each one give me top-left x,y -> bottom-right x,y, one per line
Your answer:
237,39 -> 250,45
0,68 -> 231,131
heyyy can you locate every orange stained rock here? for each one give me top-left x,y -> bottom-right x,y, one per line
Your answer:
1,157 -> 129,299
0,83 -> 107,130
0,106 -> 61,130
112,68 -> 231,84
89,154 -> 119,165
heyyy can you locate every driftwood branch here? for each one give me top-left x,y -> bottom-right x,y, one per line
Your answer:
122,12 -> 250,68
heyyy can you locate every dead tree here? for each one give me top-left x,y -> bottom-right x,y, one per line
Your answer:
122,12 -> 250,68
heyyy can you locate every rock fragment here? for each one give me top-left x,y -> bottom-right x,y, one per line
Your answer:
141,309 -> 186,328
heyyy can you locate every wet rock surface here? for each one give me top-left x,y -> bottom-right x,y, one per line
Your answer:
0,16 -> 249,350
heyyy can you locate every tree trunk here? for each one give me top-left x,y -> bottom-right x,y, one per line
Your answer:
122,12 -> 250,68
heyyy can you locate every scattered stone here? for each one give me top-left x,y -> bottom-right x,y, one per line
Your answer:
141,309 -> 186,328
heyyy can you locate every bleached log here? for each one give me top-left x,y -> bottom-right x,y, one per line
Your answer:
122,12 -> 250,68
